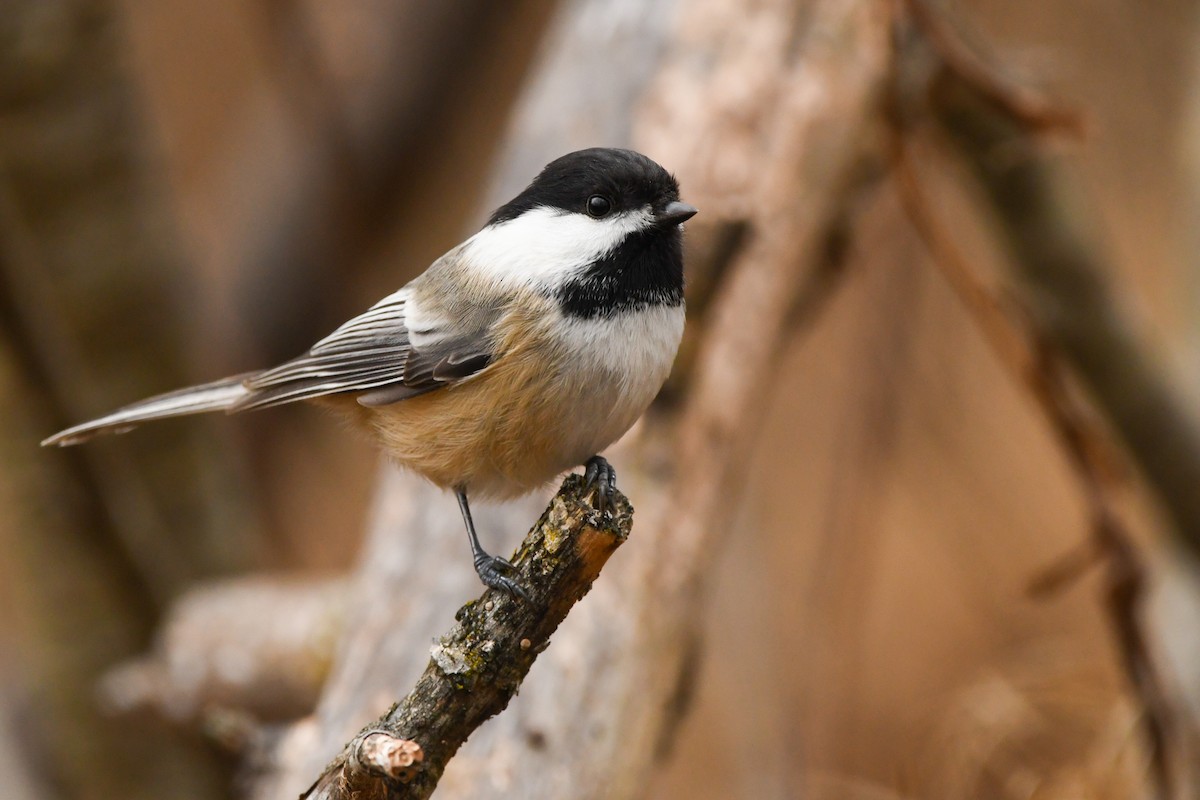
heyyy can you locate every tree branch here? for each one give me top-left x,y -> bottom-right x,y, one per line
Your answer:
889,4 -> 1193,797
909,2 -> 1200,565
299,475 -> 633,800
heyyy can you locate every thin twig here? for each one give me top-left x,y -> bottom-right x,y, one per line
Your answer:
905,0 -> 1200,569
299,475 -> 633,800
899,0 -> 1085,136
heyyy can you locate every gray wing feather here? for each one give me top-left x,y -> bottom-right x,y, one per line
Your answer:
234,290 -> 495,411
356,337 -> 492,407
42,273 -> 498,445
42,374 -> 254,446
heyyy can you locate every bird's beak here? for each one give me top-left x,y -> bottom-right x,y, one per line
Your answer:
657,201 -> 698,226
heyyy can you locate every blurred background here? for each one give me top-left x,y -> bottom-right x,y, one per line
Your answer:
2,0 -> 1200,798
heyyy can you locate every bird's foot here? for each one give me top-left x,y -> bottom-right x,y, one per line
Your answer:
474,553 -> 530,601
583,455 -> 617,515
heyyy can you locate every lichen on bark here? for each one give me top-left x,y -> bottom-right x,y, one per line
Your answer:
302,474 -> 633,800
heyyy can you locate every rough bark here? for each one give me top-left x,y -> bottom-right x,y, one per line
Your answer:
299,476 -> 633,799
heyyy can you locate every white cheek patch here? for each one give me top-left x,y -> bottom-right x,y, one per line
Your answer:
462,205 -> 654,288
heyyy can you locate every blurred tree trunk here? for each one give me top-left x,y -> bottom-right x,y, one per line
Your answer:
251,0 -> 891,797
238,2 -> 1200,797
0,0 -> 265,797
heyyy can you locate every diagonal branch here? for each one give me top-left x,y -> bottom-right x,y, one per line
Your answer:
898,0 -> 1084,136
299,475 -> 633,800
888,5 -> 1191,796
908,1 -> 1200,565
892,135 -> 1179,798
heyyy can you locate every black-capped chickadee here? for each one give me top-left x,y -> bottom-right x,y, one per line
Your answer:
44,148 -> 697,599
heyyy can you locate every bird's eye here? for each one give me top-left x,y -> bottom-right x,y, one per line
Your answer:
586,195 -> 612,218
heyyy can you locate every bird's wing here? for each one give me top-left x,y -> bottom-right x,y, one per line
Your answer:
235,288 -> 497,411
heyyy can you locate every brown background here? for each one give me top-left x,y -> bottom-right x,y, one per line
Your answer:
2,1 -> 1199,798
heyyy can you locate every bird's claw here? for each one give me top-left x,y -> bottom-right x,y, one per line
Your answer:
583,455 -> 617,515
474,554 -> 530,601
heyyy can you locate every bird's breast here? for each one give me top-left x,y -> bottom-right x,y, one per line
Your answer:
532,302 -> 685,466
549,303 -> 685,403
353,302 -> 684,499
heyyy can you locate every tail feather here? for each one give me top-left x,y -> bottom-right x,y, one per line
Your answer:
41,374 -> 256,447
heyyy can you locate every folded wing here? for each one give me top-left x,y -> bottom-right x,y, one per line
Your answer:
42,287 -> 497,446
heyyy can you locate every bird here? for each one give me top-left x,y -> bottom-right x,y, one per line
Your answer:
43,147 -> 696,599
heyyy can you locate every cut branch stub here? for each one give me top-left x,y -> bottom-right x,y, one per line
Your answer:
353,733 -> 424,783
302,474 -> 633,800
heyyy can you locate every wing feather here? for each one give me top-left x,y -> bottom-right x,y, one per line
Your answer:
234,288 -> 496,411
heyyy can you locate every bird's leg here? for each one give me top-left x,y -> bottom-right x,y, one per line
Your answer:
583,455 -> 617,515
456,488 -> 529,601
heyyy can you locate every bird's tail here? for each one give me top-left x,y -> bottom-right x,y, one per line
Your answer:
41,374 -> 256,447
